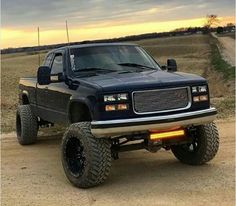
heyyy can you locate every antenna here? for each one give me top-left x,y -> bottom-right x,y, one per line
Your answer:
66,20 -> 70,44
37,27 -> 40,66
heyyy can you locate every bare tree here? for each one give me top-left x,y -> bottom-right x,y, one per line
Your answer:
205,14 -> 220,28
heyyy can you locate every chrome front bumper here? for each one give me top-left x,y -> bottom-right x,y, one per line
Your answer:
91,108 -> 217,137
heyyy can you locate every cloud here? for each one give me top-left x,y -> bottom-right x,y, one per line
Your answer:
1,17 -> 210,48
2,0 -> 235,30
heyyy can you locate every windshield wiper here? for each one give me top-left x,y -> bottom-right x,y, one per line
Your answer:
118,63 -> 156,70
74,67 -> 116,73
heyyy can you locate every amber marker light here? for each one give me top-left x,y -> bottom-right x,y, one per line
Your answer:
105,105 -> 116,111
150,129 -> 185,140
199,95 -> 208,101
193,96 -> 200,102
117,104 -> 129,110
105,104 -> 129,111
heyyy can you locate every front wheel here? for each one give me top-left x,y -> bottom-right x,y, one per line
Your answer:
171,122 -> 219,165
61,122 -> 112,188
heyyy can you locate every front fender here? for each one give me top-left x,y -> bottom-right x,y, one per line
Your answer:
67,96 -> 96,120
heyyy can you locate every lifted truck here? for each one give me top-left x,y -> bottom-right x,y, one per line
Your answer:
17,43 -> 219,188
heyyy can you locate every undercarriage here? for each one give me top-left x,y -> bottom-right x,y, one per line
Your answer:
110,126 -> 197,159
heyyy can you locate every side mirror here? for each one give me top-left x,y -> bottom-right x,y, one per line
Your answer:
167,59 -> 177,72
37,66 -> 51,85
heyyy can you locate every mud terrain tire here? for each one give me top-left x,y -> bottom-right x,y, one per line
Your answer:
16,105 -> 38,145
61,122 -> 111,188
171,122 -> 219,165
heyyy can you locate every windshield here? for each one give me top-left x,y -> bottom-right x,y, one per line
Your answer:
69,45 -> 160,73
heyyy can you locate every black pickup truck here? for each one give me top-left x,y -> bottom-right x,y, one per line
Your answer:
17,43 -> 219,188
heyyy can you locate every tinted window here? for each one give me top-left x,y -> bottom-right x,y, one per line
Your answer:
70,45 -> 159,72
51,54 -> 63,74
44,53 -> 53,67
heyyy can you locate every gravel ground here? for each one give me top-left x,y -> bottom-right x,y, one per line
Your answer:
1,120 -> 235,206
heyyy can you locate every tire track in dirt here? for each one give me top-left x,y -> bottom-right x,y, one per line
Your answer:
215,34 -> 235,66
1,120 -> 235,206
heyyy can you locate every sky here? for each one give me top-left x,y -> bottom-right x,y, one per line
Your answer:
1,0 -> 235,48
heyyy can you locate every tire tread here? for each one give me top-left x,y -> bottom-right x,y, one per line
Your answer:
171,122 -> 219,165
61,122 -> 111,188
16,105 -> 38,145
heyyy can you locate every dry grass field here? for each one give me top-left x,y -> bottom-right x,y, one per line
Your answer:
2,52 -> 46,132
1,34 -> 235,133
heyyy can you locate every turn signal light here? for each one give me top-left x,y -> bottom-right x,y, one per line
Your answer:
193,96 -> 200,102
105,105 -> 116,111
199,95 -> 208,101
193,95 -> 208,102
105,104 -> 129,111
150,129 -> 185,140
117,104 -> 128,110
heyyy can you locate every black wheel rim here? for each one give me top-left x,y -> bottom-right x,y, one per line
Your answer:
16,114 -> 22,137
65,137 -> 86,177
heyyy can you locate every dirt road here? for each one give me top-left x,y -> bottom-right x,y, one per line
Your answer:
217,36 -> 235,66
1,120 -> 235,206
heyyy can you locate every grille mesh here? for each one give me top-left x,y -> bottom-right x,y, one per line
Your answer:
133,88 -> 190,114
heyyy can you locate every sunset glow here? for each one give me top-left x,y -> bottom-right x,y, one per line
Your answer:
1,16 -> 234,49
1,0 -> 235,49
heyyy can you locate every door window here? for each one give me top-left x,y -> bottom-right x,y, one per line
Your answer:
51,53 -> 63,74
44,53 -> 53,67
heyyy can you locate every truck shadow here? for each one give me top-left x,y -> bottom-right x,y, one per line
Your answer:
96,153 -> 221,201
36,133 -> 63,145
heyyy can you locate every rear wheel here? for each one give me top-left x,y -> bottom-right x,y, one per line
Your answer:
16,105 -> 38,145
61,122 -> 111,188
171,122 -> 219,165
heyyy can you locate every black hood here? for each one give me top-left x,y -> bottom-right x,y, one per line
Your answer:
77,70 -> 207,92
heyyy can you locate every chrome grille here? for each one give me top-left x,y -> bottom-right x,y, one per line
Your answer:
133,87 -> 190,114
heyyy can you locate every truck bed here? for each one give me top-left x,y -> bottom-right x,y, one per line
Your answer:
19,77 -> 37,105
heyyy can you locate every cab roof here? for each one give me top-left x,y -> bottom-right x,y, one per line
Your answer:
49,42 -> 138,54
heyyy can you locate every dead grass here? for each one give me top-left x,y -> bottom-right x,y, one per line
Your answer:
1,34 -> 234,132
212,96 -> 235,119
134,35 -> 234,97
134,34 -> 210,46
133,35 -> 210,77
1,53 -> 46,132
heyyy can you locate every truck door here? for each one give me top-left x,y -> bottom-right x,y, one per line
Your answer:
36,53 -> 53,118
37,51 -> 71,123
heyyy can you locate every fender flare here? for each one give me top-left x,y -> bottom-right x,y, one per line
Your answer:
67,98 -> 94,122
21,90 -> 30,104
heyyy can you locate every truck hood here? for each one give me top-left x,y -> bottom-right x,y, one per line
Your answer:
77,70 -> 207,92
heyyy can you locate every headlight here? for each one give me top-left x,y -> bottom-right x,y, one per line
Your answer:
199,86 -> 207,92
104,93 -> 128,102
192,85 -> 208,102
104,95 -> 116,102
192,85 -> 207,93
192,87 -> 198,93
